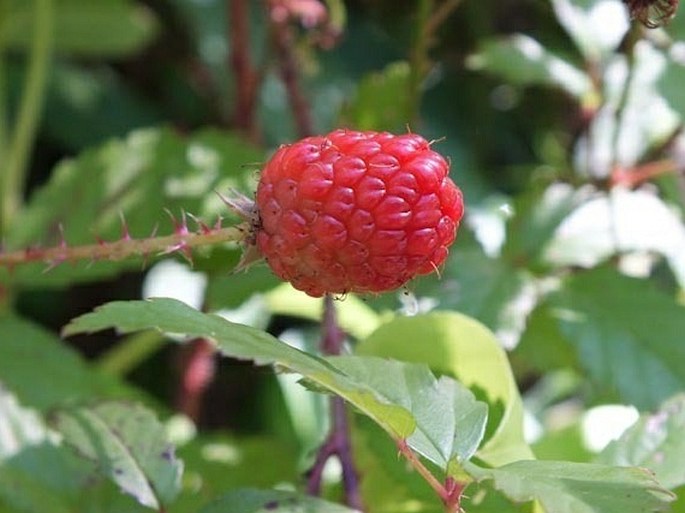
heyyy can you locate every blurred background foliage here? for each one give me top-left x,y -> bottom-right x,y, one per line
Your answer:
1,0 -> 685,511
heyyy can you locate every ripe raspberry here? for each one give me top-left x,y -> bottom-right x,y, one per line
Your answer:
255,129 -> 464,297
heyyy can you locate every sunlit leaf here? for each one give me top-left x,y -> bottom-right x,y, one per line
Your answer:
550,0 -> 629,61
356,312 -> 534,466
544,187 -> 685,288
62,298 -> 416,441
467,34 -> 593,99
466,459 -> 674,513
51,401 -> 183,510
599,394 -> 685,489
332,356 -> 488,469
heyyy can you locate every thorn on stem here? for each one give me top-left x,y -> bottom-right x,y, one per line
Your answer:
119,212 -> 131,241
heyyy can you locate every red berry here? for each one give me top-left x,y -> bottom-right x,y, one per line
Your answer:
255,129 -> 464,297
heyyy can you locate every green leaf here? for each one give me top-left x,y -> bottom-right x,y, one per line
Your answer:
199,488 -> 358,513
467,34 -> 593,99
352,417 -> 443,513
356,312 -> 534,466
50,401 -> 183,510
331,356 -> 488,470
466,460 -> 674,513
0,313 -> 133,410
42,62 -> 162,151
62,298 -> 416,441
338,61 -> 412,132
0,388 -> 97,513
174,435 -> 300,513
599,394 -> 685,489
2,127 -> 262,287
660,59 -> 685,115
514,304 -> 579,373
64,299 -> 492,471
548,267 -> 685,409
4,0 -> 159,57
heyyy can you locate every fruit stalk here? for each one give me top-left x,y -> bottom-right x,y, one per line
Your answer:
307,295 -> 363,510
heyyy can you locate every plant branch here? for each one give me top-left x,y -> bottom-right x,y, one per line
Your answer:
610,158 -> 677,188
307,295 -> 363,511
396,439 -> 468,513
397,438 -> 449,502
1,0 -> 53,235
269,3 -> 314,138
408,0 -> 462,126
0,219 -> 249,269
229,0 -> 260,141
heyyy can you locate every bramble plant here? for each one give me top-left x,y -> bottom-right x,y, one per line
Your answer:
1,1 -> 685,513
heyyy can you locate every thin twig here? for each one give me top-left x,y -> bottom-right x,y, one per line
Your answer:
229,0 -> 260,141
408,0 -> 462,126
396,439 -> 467,513
425,0 -> 463,37
307,295 -> 363,510
397,439 -> 449,502
269,4 -> 314,138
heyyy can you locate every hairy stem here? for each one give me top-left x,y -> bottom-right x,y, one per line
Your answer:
0,222 -> 248,269
307,295 -> 363,510
1,0 -> 53,235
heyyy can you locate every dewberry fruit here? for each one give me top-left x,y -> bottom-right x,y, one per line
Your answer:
255,129 -> 464,297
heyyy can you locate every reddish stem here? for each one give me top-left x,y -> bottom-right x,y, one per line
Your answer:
610,159 -> 677,188
396,439 -> 467,513
269,2 -> 314,138
0,219 -> 247,270
307,295 -> 363,510
229,0 -> 260,141
175,337 -> 216,422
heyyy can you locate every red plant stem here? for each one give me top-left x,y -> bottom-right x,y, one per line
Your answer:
229,0 -> 260,140
396,439 -> 467,513
270,9 -> 314,138
610,159 -> 677,188
307,295 -> 363,510
176,337 -> 216,422
0,223 -> 247,269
